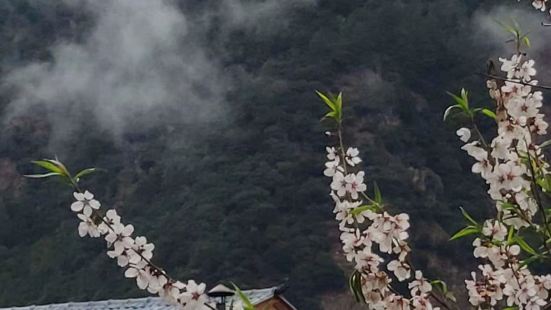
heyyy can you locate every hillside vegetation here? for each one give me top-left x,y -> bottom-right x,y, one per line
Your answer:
0,1 -> 545,309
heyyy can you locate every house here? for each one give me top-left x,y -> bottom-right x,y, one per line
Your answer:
0,286 -> 297,310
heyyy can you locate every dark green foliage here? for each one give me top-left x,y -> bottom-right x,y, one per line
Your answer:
0,0 -> 540,309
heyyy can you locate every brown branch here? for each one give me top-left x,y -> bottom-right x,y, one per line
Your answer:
96,209 -> 218,309
405,256 -> 456,310
524,143 -> 551,253
94,209 -> 178,284
335,123 -> 456,310
428,292 -> 454,310
478,73 -> 551,91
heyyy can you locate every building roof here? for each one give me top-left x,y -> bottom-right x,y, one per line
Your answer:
0,287 -> 296,310
0,298 -> 173,310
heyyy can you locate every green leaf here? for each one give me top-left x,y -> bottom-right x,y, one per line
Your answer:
351,204 -> 380,216
232,283 -> 255,310
445,292 -> 457,303
430,279 -> 456,301
24,172 -> 62,179
445,88 -> 473,120
443,105 -> 461,121
74,168 -> 102,182
496,19 -> 520,37
514,236 -> 537,255
444,88 -> 472,120
316,90 -> 336,111
449,226 -> 479,241
520,254 -> 540,267
373,182 -> 382,204
349,270 -> 366,304
539,139 -> 551,149
48,158 -> 71,177
430,280 -> 448,294
507,225 -> 515,244
523,36 -> 531,48
500,202 -> 516,210
536,174 -> 551,192
512,18 -> 520,31
31,160 -> 64,175
336,92 -> 343,111
447,92 -> 466,110
480,108 -> 496,120
335,92 -> 343,121
460,88 -> 469,108
317,90 -> 343,122
322,111 -> 336,121
459,207 -> 478,226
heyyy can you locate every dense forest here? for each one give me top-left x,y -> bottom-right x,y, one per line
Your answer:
0,1 -> 549,309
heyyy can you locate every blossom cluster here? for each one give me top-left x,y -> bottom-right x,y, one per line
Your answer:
461,53 -> 546,229
466,221 -> 551,309
71,191 -> 210,310
457,53 -> 551,308
530,0 -> 551,13
325,146 -> 440,309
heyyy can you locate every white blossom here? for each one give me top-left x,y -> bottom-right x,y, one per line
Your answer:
71,191 -> 100,216
330,171 -> 348,197
456,127 -> 471,143
77,213 -> 101,238
409,271 -> 432,296
500,54 -> 522,79
106,223 -> 135,258
130,236 -> 155,264
326,146 -> 338,161
519,59 -> 537,81
324,156 -> 342,177
482,220 -> 507,241
344,171 -> 367,200
345,147 -> 362,166
124,263 -> 151,290
387,260 -> 411,281
179,280 -> 208,309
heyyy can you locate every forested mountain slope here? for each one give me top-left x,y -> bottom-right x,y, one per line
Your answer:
0,1 -> 549,309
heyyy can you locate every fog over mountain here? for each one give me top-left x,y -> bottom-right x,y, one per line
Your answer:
3,0 -> 226,148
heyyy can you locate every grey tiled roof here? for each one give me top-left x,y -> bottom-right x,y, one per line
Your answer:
0,297 -> 175,310
0,287 -> 290,310
234,287 -> 275,305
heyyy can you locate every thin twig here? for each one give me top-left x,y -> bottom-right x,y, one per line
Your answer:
72,187 -> 214,308
93,209 -> 177,283
478,73 -> 551,91
428,292 -> 454,310
524,142 -> 551,253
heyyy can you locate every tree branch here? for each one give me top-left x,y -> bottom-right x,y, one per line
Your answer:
477,73 -> 551,91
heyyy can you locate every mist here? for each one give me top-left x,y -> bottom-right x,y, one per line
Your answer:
1,0 -> 321,151
472,5 -> 551,59
2,0 -> 229,148
218,0 -> 318,34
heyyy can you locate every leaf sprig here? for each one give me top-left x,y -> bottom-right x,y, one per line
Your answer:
25,158 -> 101,188
316,90 -> 343,124
444,88 -> 495,121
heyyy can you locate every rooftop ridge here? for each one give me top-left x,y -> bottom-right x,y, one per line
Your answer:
0,287 -> 283,310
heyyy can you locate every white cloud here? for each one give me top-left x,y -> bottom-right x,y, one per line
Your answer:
3,0 -> 228,144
